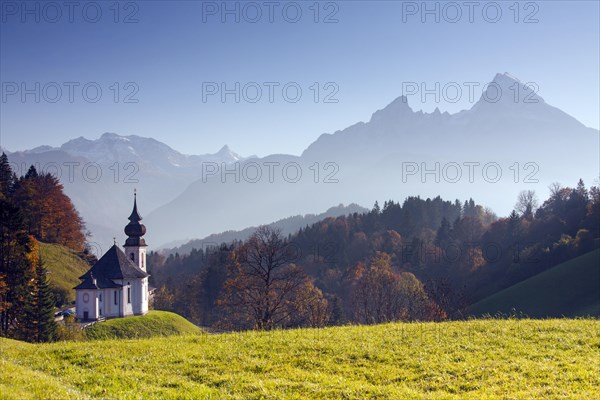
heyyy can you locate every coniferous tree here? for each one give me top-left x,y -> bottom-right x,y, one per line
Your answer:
24,165 -> 38,179
435,217 -> 452,246
0,153 -> 14,199
372,201 -> 381,214
0,198 -> 33,337
22,249 -> 57,343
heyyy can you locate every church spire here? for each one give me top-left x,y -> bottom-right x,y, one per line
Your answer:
128,190 -> 143,223
124,191 -> 147,247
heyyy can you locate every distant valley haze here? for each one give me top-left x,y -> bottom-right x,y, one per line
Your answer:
4,72 -> 598,252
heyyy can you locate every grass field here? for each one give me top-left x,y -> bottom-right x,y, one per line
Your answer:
39,242 -> 90,305
467,249 -> 600,318
85,311 -> 203,340
1,319 -> 599,399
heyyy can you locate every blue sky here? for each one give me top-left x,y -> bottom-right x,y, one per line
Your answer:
1,0 -> 599,157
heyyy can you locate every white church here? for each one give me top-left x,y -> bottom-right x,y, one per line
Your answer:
75,194 -> 150,321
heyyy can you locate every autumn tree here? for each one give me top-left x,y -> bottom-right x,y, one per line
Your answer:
515,190 -> 538,220
12,167 -> 86,252
351,252 -> 442,324
152,285 -> 176,311
287,279 -> 329,328
217,226 -> 308,330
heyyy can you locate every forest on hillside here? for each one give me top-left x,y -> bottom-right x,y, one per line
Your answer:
149,179 -> 600,330
0,154 -> 90,341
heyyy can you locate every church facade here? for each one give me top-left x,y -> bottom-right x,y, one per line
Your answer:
75,194 -> 150,321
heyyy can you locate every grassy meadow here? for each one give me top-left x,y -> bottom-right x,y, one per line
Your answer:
1,319 -> 599,399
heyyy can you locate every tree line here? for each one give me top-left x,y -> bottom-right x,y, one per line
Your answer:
149,179 -> 599,330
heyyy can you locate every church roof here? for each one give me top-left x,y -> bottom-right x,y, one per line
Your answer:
74,274 -> 123,290
74,277 -> 99,290
77,244 -> 149,289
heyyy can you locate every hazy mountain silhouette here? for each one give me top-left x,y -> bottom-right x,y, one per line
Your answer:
161,203 -> 368,256
6,73 -> 598,250
144,73 -> 598,246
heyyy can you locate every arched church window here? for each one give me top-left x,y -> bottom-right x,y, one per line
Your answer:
130,253 -> 135,261
127,282 -> 131,304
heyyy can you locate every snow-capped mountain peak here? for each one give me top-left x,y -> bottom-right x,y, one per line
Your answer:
56,133 -> 248,167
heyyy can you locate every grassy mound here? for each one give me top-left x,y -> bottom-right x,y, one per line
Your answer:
84,311 -> 202,340
1,319 -> 599,399
467,249 -> 600,318
39,242 -> 90,306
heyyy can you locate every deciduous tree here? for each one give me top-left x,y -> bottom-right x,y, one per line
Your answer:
217,226 -> 307,330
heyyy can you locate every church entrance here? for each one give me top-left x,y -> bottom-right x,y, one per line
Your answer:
83,311 -> 89,320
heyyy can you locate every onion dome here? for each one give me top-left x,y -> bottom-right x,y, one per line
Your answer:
124,192 -> 147,247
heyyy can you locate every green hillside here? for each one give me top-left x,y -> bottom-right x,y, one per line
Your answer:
39,242 -> 90,306
1,319 -> 599,399
467,249 -> 600,318
85,311 -> 203,340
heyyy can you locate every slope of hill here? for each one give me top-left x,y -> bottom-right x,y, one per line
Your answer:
467,249 -> 600,318
84,311 -> 202,340
1,319 -> 598,399
39,242 -> 90,306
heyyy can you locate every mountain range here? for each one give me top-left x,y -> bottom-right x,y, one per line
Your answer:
4,133 -> 254,253
4,73 -> 598,252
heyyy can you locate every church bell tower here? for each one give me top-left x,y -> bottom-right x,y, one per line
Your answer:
123,191 -> 147,271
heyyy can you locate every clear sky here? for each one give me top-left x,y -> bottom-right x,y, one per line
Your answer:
1,0 -> 599,157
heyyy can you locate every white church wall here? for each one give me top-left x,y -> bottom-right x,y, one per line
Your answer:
104,288 -> 121,318
98,290 -> 104,317
124,281 -> 134,316
132,278 -> 149,315
141,278 -> 149,314
76,289 -> 98,320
